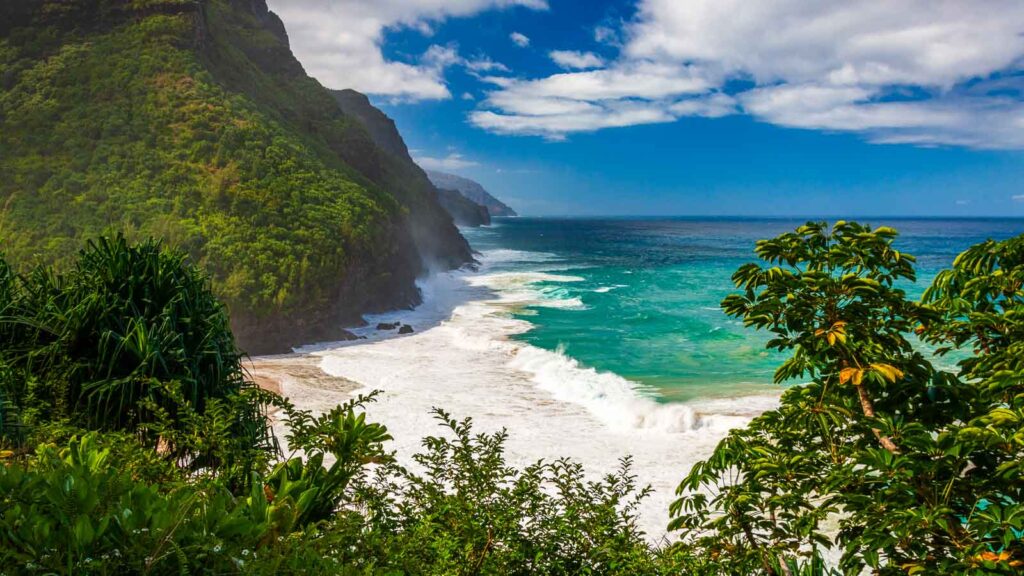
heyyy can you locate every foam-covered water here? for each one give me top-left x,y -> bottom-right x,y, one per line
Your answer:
285,217 -> 1022,538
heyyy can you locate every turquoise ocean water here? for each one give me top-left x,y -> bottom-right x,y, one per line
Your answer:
461,218 -> 1024,403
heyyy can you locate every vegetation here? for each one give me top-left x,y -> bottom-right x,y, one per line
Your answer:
670,222 -> 1024,575
0,239 -> 660,575
2,223 -> 1022,575
0,0 -> 470,352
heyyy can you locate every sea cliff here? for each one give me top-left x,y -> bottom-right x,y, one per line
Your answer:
0,0 -> 473,353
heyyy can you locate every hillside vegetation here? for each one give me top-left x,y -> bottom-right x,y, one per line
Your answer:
0,0 -> 471,353
2,225 -> 1022,574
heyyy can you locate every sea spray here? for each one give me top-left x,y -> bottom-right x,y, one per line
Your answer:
297,244 -> 779,538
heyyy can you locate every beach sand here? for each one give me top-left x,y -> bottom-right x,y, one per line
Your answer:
246,355 -> 360,417
242,264 -> 779,541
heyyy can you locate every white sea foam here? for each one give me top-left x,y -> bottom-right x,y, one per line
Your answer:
594,284 -> 627,293
508,344 -> 758,434
284,248 -> 780,539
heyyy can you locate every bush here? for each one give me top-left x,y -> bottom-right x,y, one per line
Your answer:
0,236 -> 275,484
6,225 -> 1023,575
0,238 -> 664,574
354,409 -> 662,575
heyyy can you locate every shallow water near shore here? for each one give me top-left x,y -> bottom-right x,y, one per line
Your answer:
284,217 -> 1023,538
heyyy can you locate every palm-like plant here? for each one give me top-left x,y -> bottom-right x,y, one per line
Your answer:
0,236 -> 274,469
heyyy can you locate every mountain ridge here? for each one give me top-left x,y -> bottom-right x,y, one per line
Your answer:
426,170 -> 518,218
0,0 -> 473,353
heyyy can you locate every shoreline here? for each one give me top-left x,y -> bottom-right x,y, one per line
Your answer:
247,252 -> 781,539
246,354 -> 361,397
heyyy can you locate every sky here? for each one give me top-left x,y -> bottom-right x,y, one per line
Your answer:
265,0 -> 1024,217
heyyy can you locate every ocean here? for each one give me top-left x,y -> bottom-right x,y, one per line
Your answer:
462,217 -> 1024,403
293,217 -> 1024,538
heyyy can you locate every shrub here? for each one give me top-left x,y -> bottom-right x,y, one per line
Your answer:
0,236 -> 275,484
354,409 -> 664,575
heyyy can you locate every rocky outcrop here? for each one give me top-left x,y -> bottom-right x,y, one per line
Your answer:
436,188 -> 491,227
333,89 -> 412,162
426,171 -> 518,217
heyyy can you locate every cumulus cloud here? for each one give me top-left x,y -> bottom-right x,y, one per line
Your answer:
266,0 -> 547,101
469,61 -> 726,137
510,31 -> 531,47
549,50 -> 605,70
470,0 -> 1024,146
626,0 -> 1024,88
414,152 -> 480,171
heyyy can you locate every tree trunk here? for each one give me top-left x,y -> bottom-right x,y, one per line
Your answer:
855,384 -> 899,453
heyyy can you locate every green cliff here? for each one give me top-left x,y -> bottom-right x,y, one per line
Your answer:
0,0 -> 473,353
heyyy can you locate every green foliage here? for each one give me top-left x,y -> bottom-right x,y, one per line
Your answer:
671,222 -> 1024,575
0,0 -> 404,337
1,404 -> 665,575
0,237 -> 276,491
271,392 -> 394,527
0,430 -> 353,575
356,409 -> 662,575
0,237 -> 260,424
0,236 -> 666,574
10,219 -> 1023,574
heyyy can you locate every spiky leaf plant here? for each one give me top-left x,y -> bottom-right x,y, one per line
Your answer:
0,236 -> 274,468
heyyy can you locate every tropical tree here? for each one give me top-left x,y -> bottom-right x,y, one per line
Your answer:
670,222 -> 1024,575
0,236 -> 275,480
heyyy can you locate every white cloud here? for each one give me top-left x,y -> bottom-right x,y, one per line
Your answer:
466,56 -> 510,73
669,93 -> 737,118
488,61 -> 712,102
510,32 -> 531,47
1013,194 -> 1024,202
594,25 -> 618,44
626,0 -> 1024,88
471,102 -> 675,139
422,44 -> 462,69
741,84 -> 1024,148
414,152 -> 480,171
470,0 -> 1024,146
469,61 -> 722,137
266,0 -> 547,101
549,50 -> 605,70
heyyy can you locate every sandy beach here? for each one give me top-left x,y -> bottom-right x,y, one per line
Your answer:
244,259 -> 780,540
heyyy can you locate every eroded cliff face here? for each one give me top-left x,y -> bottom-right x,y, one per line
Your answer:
436,189 -> 492,227
0,0 -> 473,354
330,88 -> 476,268
426,171 -> 518,218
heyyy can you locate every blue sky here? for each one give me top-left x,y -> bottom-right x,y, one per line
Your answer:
267,0 -> 1024,217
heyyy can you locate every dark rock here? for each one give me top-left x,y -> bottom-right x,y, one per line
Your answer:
398,324 -> 414,334
426,171 -> 517,217
377,322 -> 399,330
436,188 -> 491,227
